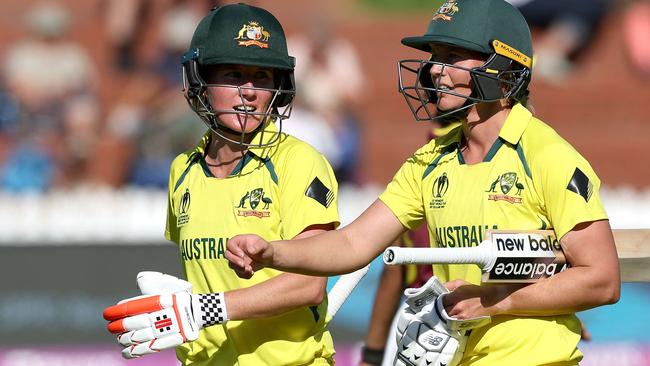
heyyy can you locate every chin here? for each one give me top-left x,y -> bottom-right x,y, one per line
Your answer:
219,116 -> 263,133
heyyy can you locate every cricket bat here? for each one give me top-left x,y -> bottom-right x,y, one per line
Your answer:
383,229 -> 650,283
326,264 -> 370,320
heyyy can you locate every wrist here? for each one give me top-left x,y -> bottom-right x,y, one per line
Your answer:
361,344 -> 384,365
198,292 -> 229,327
487,284 -> 520,316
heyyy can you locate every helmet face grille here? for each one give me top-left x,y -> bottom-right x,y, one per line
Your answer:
182,59 -> 295,147
397,58 -> 530,122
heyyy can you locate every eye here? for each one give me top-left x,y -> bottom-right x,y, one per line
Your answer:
254,70 -> 273,81
446,53 -> 463,63
223,70 -> 243,79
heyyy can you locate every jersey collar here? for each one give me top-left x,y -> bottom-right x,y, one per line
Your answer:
498,103 -> 532,145
246,121 -> 282,159
192,121 -> 281,160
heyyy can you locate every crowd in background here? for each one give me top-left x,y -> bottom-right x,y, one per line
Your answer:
0,0 -> 648,193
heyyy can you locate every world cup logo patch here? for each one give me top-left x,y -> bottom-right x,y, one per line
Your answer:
429,173 -> 449,209
177,188 -> 191,227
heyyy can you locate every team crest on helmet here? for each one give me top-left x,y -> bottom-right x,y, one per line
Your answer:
234,21 -> 270,48
235,187 -> 272,218
432,0 -> 459,21
486,172 -> 524,204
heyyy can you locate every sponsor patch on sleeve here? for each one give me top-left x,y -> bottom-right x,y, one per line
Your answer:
305,177 -> 334,208
566,167 -> 593,202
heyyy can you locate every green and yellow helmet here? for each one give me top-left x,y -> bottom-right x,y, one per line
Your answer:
181,3 -> 295,146
398,0 -> 533,121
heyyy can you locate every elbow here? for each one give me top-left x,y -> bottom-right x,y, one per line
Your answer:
595,275 -> 621,306
603,281 -> 621,305
305,287 -> 326,307
302,280 -> 327,307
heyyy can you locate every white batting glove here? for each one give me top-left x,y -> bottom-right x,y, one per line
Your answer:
396,276 -> 450,346
103,272 -> 228,359
394,277 -> 491,366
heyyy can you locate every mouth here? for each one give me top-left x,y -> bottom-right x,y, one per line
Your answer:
233,105 -> 257,113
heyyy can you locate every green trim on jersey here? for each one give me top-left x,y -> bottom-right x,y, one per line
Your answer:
483,138 -> 504,162
423,145 -> 455,179
174,154 -> 201,192
262,157 -> 278,184
379,103 -> 607,365
516,143 -> 532,178
165,122 -> 339,366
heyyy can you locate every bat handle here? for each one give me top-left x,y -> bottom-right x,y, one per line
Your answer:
383,242 -> 494,271
326,265 -> 370,319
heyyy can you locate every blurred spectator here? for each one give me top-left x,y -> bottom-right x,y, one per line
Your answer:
104,0 -> 218,73
104,0 -> 149,72
281,108 -> 343,170
507,0 -> 608,85
287,16 -> 365,184
0,2 -> 99,192
622,1 -> 650,77
103,1 -> 208,188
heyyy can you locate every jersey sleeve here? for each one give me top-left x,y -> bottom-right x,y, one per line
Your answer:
378,153 -> 426,231
277,142 -> 340,239
532,143 -> 608,239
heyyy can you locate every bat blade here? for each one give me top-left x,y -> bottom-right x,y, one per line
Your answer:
384,229 -> 650,283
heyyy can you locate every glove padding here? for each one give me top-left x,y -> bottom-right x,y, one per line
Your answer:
394,277 -> 491,366
396,275 -> 450,340
103,272 -> 214,359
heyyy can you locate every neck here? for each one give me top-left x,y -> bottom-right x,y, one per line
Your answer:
460,102 -> 511,164
204,133 -> 249,178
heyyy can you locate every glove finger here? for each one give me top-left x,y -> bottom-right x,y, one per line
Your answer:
137,272 -> 192,295
108,313 -> 151,334
103,295 -> 165,321
117,327 -> 156,346
122,334 -> 184,359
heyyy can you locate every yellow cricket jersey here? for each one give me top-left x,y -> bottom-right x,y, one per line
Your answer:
165,122 -> 339,366
380,104 -> 608,366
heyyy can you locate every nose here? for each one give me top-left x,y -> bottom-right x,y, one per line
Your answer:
239,81 -> 256,99
429,62 -> 444,78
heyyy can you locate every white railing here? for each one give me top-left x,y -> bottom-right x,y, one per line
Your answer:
0,184 -> 647,245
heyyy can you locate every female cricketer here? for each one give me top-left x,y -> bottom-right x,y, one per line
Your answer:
103,3 -> 339,365
226,0 -> 620,365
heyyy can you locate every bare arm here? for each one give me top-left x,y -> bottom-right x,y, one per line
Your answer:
225,224 -> 332,320
444,220 -> 621,318
227,200 -> 407,277
361,262 -> 404,366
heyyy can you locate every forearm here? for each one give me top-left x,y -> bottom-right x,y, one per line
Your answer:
491,221 -> 620,316
225,272 -> 327,320
271,200 -> 405,276
492,265 -> 619,316
271,229 -> 378,276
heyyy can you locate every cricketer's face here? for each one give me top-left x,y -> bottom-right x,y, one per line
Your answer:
427,45 -> 485,112
204,64 -> 276,134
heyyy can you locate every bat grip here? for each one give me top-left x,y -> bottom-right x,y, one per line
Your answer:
383,243 -> 493,270
326,265 -> 370,319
